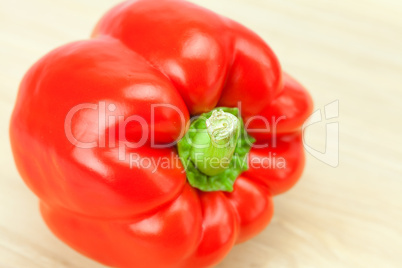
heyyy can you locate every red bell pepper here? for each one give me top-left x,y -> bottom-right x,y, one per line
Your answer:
10,0 -> 313,267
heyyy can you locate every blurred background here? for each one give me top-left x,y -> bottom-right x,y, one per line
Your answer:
0,0 -> 401,267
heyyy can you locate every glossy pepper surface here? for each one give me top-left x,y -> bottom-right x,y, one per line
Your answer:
10,0 -> 313,267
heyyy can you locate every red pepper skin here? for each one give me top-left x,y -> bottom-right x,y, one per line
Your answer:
10,0 -> 313,267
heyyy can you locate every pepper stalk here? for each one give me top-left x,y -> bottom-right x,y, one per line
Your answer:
191,109 -> 240,176
177,107 -> 255,192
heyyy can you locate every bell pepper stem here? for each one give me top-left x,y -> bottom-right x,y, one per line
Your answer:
190,109 -> 240,176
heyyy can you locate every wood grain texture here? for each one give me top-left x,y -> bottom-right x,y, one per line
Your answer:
1,0 -> 401,267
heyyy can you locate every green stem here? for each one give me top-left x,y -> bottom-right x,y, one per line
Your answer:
177,107 -> 255,192
191,109 -> 240,175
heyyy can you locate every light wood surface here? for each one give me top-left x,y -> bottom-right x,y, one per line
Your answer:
1,0 -> 401,267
